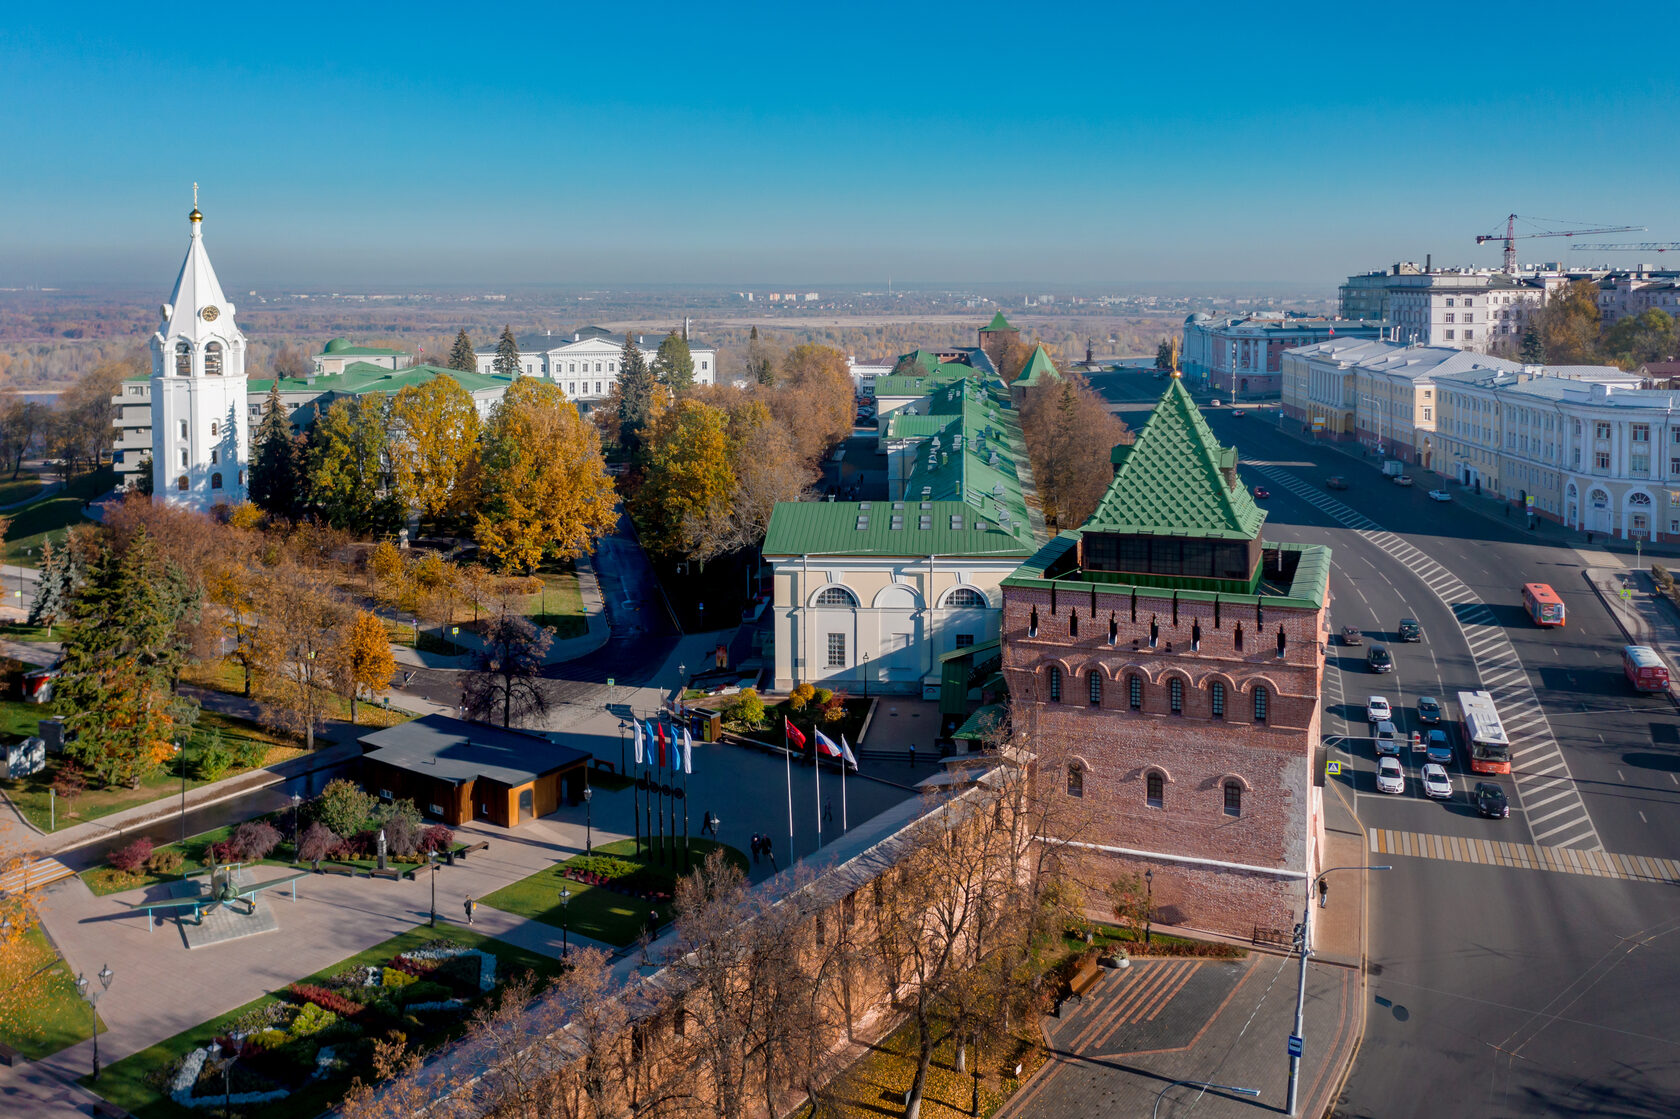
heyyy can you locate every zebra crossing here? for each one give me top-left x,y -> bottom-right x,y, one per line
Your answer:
0,855 -> 75,894
1368,827 -> 1679,884
1249,463 -> 1604,852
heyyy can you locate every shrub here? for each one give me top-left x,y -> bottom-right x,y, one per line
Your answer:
378,808 -> 423,857
787,682 -> 816,712
229,736 -> 269,770
398,979 -> 451,1006
418,824 -> 454,855
812,687 -> 834,706
820,691 -> 848,724
51,760 -> 87,802
230,820 -> 282,861
145,847 -> 185,875
196,732 -> 232,781
289,1001 -> 338,1037
723,688 -> 765,729
381,967 -> 416,989
298,821 -> 340,864
287,983 -> 363,1017
109,837 -> 154,874
314,779 -> 376,838
569,854 -> 639,880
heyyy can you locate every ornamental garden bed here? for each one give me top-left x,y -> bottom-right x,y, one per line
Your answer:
88,926 -> 557,1119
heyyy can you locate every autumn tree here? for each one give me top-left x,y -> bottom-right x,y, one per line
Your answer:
0,859 -> 47,1037
206,544 -> 264,697
632,400 -> 737,559
53,528 -> 200,786
272,343 -> 311,380
653,330 -> 695,391
389,375 -> 481,526
335,610 -> 396,725
1603,308 -> 1677,368
0,398 -> 46,479
249,380 -> 302,518
493,325 -> 521,379
476,379 -> 618,573
1020,372 -> 1131,530
447,328 -> 478,373
52,359 -> 131,475
747,324 -> 776,386
366,539 -> 408,611
252,562 -> 349,751
1537,279 -> 1603,365
771,343 -> 853,467
616,332 -> 661,460
1156,338 -> 1174,371
462,607 -> 553,727
304,395 -> 394,530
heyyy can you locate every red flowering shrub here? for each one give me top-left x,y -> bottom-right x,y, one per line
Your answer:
418,825 -> 455,855
286,983 -> 362,1016
109,837 -> 154,874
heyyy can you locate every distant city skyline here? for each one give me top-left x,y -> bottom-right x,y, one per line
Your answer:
3,2 -> 1672,288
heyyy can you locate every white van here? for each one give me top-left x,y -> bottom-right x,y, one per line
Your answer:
1374,720 -> 1400,756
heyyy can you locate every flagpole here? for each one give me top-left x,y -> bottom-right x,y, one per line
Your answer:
785,726 -> 794,848
813,720 -> 822,849
841,747 -> 848,832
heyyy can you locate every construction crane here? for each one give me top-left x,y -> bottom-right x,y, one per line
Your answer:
1476,214 -> 1645,273
1570,243 -> 1680,254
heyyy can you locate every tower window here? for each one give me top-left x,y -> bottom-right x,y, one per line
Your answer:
210,472 -> 223,490
179,420 -> 188,440
205,341 -> 223,376
210,449 -> 219,464
1234,623 -> 1244,652
175,341 -> 191,376
209,421 -> 219,437
1253,686 -> 1269,723
179,449 -> 188,467
176,475 -> 188,491
1048,666 -> 1062,703
1211,681 -> 1226,718
1146,772 -> 1164,808
1087,671 -> 1101,707
1224,781 -> 1243,817
1069,612 -> 1078,638
1169,678 -> 1184,714
1128,675 -> 1142,710
1067,764 -> 1084,798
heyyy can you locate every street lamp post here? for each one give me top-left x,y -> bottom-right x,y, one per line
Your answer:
861,652 -> 869,700
290,793 -> 302,860
1143,868 -> 1153,947
427,850 -> 438,928
1286,865 -> 1391,1116
583,785 -> 593,853
559,885 -> 572,960
1153,1079 -> 1261,1119
617,719 -> 628,780
75,964 -> 114,1080
178,735 -> 189,843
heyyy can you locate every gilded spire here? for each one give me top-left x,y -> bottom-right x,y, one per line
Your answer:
1170,336 -> 1181,378
189,182 -> 202,224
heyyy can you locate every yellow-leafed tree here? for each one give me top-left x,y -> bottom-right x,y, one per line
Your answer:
334,610 -> 396,725
475,379 -> 618,574
631,400 -> 737,559
389,375 -> 481,526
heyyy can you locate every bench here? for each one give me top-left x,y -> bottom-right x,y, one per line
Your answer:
1069,957 -> 1104,999
458,841 -> 490,859
319,865 -> 356,877
369,868 -> 402,881
0,1042 -> 23,1066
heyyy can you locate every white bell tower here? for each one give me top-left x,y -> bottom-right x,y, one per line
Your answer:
150,187 -> 249,510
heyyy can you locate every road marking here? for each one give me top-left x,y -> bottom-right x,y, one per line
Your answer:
1252,463 -> 1604,851
1368,828 -> 1675,883
1641,811 -> 1648,824
0,857 -> 74,893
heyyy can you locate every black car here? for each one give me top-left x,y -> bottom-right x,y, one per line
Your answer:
1474,782 -> 1510,819
1398,618 -> 1422,642
1366,645 -> 1394,673
1417,696 -> 1441,725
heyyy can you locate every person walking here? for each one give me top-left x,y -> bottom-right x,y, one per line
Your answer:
750,833 -> 760,864
463,896 -> 477,926
823,796 -> 833,823
763,834 -> 777,871
702,810 -> 718,837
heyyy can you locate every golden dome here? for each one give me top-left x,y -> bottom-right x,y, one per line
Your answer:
189,207 -> 203,223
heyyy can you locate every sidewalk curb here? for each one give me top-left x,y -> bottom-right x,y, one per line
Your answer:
1321,777 -> 1372,1119
1580,568 -> 1680,710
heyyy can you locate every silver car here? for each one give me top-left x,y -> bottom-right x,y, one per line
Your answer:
1422,763 -> 1452,800
1376,756 -> 1406,795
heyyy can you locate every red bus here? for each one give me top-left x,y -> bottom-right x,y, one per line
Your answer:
1457,690 -> 1511,775
1623,646 -> 1671,692
1522,583 -> 1565,627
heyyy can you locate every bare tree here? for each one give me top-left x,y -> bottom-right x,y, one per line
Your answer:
462,606 -> 553,727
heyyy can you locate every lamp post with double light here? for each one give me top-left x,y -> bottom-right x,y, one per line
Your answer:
583,785 -> 593,853
618,718 -> 628,779
75,964 -> 113,1080
559,884 -> 572,960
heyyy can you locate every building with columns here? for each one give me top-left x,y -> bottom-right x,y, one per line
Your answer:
1000,374 -> 1330,938
1180,312 -> 1381,399
474,326 -> 717,409
150,199 -> 249,510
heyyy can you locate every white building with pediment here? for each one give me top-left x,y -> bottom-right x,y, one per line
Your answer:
150,196 -> 249,510
474,326 -> 716,407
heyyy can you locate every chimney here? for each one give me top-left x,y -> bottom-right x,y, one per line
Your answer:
1426,253 -> 1432,272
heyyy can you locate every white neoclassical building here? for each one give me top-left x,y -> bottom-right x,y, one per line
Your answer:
150,196 -> 249,510
475,326 -> 717,408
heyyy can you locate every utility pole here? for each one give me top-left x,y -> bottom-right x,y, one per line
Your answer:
1288,865 -> 1389,1115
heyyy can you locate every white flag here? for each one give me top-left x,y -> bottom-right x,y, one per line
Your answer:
682,725 -> 694,775
633,719 -> 645,766
840,734 -> 858,771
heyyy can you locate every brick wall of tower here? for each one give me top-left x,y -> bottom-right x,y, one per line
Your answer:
979,326 -> 1019,373
1001,580 -> 1326,938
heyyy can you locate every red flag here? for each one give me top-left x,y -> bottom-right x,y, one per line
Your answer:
784,717 -> 807,750
656,720 -> 668,768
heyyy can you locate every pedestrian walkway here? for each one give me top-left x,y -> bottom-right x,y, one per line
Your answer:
1367,826 -> 1680,883
0,854 -> 73,892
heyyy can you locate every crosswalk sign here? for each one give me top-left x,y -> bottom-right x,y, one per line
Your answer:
1326,761 -> 1342,777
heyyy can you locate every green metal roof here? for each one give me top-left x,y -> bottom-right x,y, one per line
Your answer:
319,339 -> 407,356
1080,376 -> 1264,541
249,363 -> 514,397
761,499 -> 1035,558
951,703 -> 1006,740
1013,344 -> 1060,388
875,356 -> 974,398
981,312 -> 1015,333
1002,534 -> 1329,610
889,373 -> 1039,544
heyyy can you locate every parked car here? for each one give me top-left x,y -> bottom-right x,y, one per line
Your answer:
1376,756 -> 1406,795
1428,489 -> 1452,502
1425,729 -> 1453,766
1253,486 -> 1270,499
1326,476 -> 1348,490
1233,408 -> 1247,418
1393,475 -> 1415,487
1474,781 -> 1510,819
1422,763 -> 1453,800
1416,696 -> 1441,724
1367,644 -> 1394,673
1374,720 -> 1400,756
1366,695 -> 1392,723
1341,626 -> 1363,646
1398,617 -> 1422,642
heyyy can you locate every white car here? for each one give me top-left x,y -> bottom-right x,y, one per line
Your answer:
1366,696 -> 1392,723
1393,475 -> 1414,487
1421,763 -> 1452,799
1428,489 -> 1452,502
1376,756 -> 1406,795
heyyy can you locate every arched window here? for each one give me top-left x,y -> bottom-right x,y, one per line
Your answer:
176,474 -> 189,491
1234,623 -> 1245,652
1146,772 -> 1164,808
1210,681 -> 1226,719
210,472 -> 223,490
1048,666 -> 1062,702
1109,614 -> 1118,645
179,420 -> 188,440
209,421 -> 219,437
204,341 -> 223,376
175,341 -> 191,376
1067,763 -> 1084,798
1253,686 -> 1269,723
1149,616 -> 1159,647
1169,678 -> 1184,714
1223,781 -> 1242,817
1029,606 -> 1039,638
945,587 -> 986,608
1069,612 -> 1078,638
814,586 -> 858,608
1087,671 -> 1102,707
1277,626 -> 1287,657
1128,675 -> 1142,710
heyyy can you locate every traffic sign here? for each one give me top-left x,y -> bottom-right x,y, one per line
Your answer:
607,677 -> 616,688
1325,761 -> 1342,777
1288,1034 -> 1303,1057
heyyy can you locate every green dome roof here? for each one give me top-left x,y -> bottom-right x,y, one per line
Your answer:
323,338 -> 353,354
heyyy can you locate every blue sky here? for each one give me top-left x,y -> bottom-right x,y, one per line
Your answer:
2,1 -> 1671,287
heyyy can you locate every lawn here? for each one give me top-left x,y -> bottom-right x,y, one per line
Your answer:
481,837 -> 745,947
2,466 -> 113,566
520,564 -> 587,639
0,704 -> 303,834
0,923 -> 106,1059
88,924 -> 560,1119
0,621 -> 59,643
0,471 -> 48,508
180,657 -> 417,730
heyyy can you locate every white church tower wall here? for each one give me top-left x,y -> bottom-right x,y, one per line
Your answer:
150,191 -> 249,510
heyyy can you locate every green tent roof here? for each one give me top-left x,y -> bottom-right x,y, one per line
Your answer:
249,363 -> 514,397
1080,376 -> 1264,541
981,312 -> 1015,333
1013,344 -> 1060,388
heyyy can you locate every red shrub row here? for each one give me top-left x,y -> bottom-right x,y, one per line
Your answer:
286,983 -> 362,1017
390,957 -> 440,980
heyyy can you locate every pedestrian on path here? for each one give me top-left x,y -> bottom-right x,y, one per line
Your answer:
909,743 -> 916,768
701,810 -> 718,836
763,835 -> 777,870
749,833 -> 760,863
823,796 -> 833,823
464,896 -> 477,926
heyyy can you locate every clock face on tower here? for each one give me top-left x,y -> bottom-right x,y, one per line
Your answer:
201,305 -> 220,322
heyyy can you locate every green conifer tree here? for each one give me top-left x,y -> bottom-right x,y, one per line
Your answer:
448,329 -> 478,373
617,333 -> 659,460
493,325 -> 521,379
249,381 -> 301,517
28,538 -> 75,634
1520,325 -> 1545,364
653,330 -> 695,390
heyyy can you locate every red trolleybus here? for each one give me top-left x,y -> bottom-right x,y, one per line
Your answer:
1521,582 -> 1565,627
1623,646 -> 1671,693
1456,690 -> 1511,775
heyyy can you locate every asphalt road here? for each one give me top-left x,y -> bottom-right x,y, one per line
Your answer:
1092,370 -> 1680,1118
